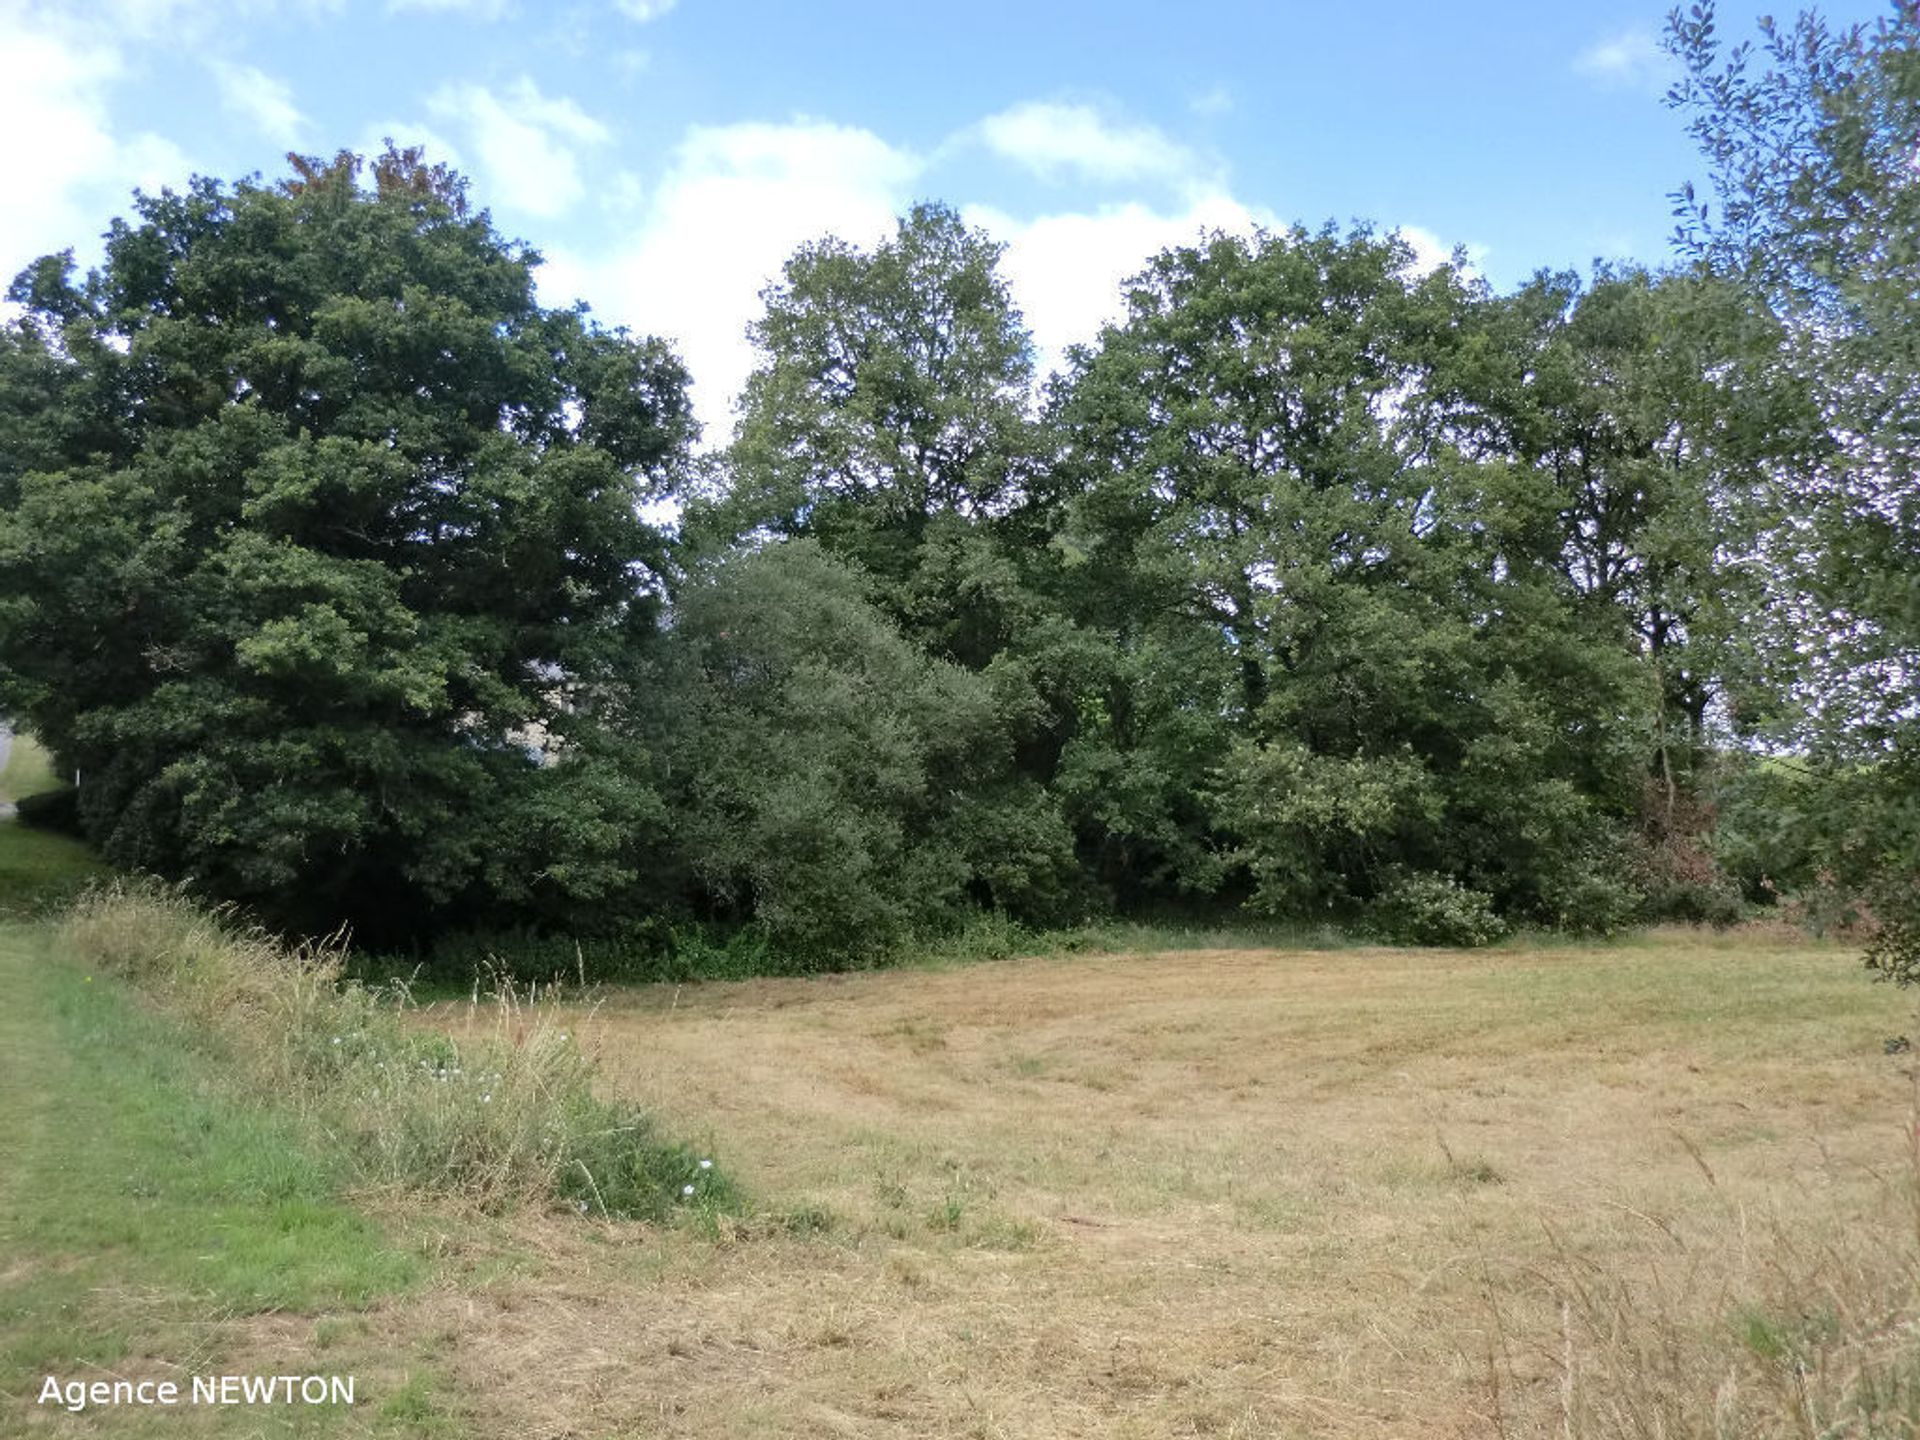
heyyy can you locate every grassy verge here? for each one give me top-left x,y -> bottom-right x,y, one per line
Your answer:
61,885 -> 732,1221
0,921 -> 452,1435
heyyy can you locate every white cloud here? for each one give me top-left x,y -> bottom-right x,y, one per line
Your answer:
389,0 -> 510,17
539,119 -> 921,439
1395,224 -> 1486,278
614,0 -> 676,20
1574,26 -> 1678,92
963,195 -> 1277,381
211,61 -> 307,150
0,6 -> 190,289
971,210 -> 1478,387
976,100 -> 1202,186
428,77 -> 610,217
1189,84 -> 1233,118
529,107 -> 1478,442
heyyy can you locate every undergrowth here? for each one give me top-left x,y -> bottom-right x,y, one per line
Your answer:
60,883 -> 734,1220
353,908 -> 1362,990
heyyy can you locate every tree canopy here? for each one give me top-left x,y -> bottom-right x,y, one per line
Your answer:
1668,0 -> 1920,979
0,60 -> 1911,975
0,148 -> 692,940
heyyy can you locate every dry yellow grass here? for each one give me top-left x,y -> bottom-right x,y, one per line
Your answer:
412,932 -> 1919,1439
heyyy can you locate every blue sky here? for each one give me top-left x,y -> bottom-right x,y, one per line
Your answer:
1,0 -> 1884,434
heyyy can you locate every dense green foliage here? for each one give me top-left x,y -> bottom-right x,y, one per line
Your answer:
1669,0 -> 1920,981
0,149 -> 691,941
0,15 -> 1911,971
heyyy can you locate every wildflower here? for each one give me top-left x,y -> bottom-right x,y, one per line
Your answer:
681,1184 -> 695,1197
331,1036 -> 342,1045
698,1158 -> 713,1170
481,1093 -> 492,1104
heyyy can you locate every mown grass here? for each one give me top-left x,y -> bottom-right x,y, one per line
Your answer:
443,932 -> 1920,1439
0,922 -> 453,1435
9,882 -> 1916,1437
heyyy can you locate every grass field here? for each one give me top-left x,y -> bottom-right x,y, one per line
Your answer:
6,913 -> 1916,1437
419,932 -> 1920,1438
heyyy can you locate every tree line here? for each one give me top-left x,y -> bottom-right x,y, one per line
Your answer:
0,3 -> 1913,976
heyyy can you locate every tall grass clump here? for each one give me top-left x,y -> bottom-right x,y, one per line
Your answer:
1480,1119 -> 1920,1438
60,883 -> 731,1219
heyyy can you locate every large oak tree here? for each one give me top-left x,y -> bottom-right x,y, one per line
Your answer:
0,149 -> 693,938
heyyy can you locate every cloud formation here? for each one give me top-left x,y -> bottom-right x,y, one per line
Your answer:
389,0 -> 511,18
538,119 -> 922,437
428,77 -> 610,217
1574,26 -> 1677,92
0,25 -> 1475,452
964,194 -> 1275,380
527,104 -> 1473,440
211,62 -> 308,151
976,100 -> 1202,186
614,0 -> 677,21
0,6 -> 190,284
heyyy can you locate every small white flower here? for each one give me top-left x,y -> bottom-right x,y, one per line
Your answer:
331,1036 -> 342,1045
681,1184 -> 695,1197
698,1159 -> 713,1170
481,1093 -> 492,1104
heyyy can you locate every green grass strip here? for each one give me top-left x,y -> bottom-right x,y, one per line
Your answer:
0,922 -> 431,1434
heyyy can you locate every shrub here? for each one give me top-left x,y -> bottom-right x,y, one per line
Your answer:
1370,871 -> 1506,947
1643,872 -> 1746,928
60,883 -> 730,1218
14,785 -> 81,836
1534,831 -> 1647,936
1547,868 -> 1647,936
